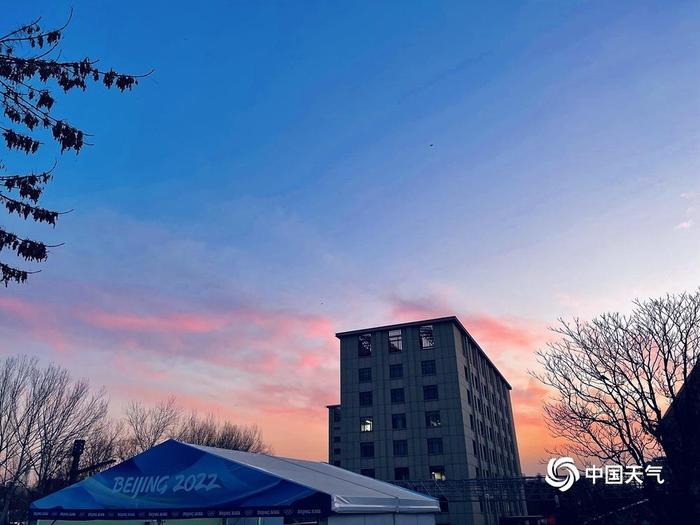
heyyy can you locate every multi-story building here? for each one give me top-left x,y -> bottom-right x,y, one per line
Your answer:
327,316 -> 525,525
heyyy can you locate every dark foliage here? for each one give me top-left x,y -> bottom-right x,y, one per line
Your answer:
0,12 -> 142,285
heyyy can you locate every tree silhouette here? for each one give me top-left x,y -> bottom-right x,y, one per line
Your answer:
0,12 -> 141,285
533,290 -> 700,522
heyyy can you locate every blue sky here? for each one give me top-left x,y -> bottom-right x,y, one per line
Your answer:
1,1 -> 699,472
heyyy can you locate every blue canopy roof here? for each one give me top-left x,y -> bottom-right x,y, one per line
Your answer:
30,440 -> 439,521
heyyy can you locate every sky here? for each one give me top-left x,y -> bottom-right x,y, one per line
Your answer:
0,1 -> 699,475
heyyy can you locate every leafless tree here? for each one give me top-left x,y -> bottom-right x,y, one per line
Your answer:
30,365 -> 108,492
0,356 -> 37,520
533,291 -> 700,520
175,412 -> 271,454
79,420 -> 123,474
0,357 -> 107,525
120,397 -> 180,458
216,422 -> 270,454
175,412 -> 218,446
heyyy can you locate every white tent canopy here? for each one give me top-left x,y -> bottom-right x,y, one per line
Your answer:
31,439 -> 439,524
188,443 -> 439,514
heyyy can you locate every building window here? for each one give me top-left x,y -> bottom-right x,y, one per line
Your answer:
469,414 -> 474,430
333,448 -> 341,454
419,325 -> 435,349
421,360 -> 436,376
391,388 -> 405,404
425,410 -> 441,428
427,438 -> 443,455
360,468 -> 375,478
394,467 -> 410,481
388,329 -> 403,352
333,460 -> 341,467
359,391 -> 373,407
358,367 -> 372,383
389,363 -> 403,379
360,416 -> 373,432
393,439 -> 408,456
467,389 -> 472,405
430,466 -> 446,481
333,436 -> 341,443
423,384 -> 438,401
392,413 -> 407,430
473,440 -> 478,455
358,333 -> 372,357
360,442 -> 374,458
332,407 -> 341,422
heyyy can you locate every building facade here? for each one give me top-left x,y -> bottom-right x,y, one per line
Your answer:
327,317 -> 525,525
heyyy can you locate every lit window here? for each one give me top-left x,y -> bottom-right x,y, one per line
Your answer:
358,367 -> 372,383
425,410 -> 441,428
388,329 -> 403,352
360,442 -> 374,458
430,466 -> 446,481
392,413 -> 407,430
358,333 -> 372,357
359,391 -> 373,407
389,364 -> 403,379
360,468 -> 375,478
391,388 -> 405,404
419,325 -> 435,349
394,467 -> 410,480
393,439 -> 408,456
360,417 -> 373,432
421,360 -> 436,376
423,384 -> 438,401
427,437 -> 443,455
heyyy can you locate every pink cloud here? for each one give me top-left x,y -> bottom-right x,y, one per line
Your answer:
462,313 -> 548,353
0,296 -> 72,353
386,293 -> 558,473
83,311 -> 230,333
0,288 -> 340,462
0,296 -> 41,319
2,286 -> 559,472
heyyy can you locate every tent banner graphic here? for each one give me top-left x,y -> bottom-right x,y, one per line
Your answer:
30,440 -> 331,520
